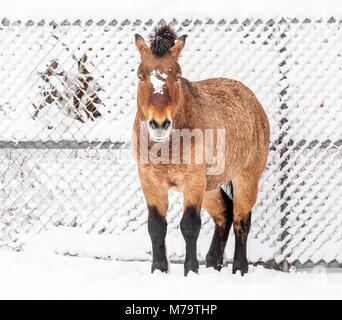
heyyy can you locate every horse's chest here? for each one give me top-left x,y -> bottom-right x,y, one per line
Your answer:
149,164 -> 186,192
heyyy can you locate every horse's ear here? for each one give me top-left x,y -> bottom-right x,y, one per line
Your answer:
135,34 -> 149,57
170,35 -> 187,59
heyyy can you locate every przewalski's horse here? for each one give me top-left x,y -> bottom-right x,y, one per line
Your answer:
132,25 -> 270,276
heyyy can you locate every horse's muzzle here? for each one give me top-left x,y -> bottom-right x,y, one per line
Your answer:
148,118 -> 172,142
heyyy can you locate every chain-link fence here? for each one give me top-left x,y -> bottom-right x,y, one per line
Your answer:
0,17 -> 341,270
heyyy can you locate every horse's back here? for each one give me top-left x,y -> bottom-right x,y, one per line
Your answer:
191,77 -> 270,188
194,77 -> 269,146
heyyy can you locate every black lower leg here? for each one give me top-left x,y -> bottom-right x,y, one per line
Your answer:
180,206 -> 201,276
148,206 -> 168,273
233,212 -> 251,276
206,188 -> 233,271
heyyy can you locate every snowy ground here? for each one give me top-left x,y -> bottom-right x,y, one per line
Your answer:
1,231 -> 342,299
0,0 -> 342,301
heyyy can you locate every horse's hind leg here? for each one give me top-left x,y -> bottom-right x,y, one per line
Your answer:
232,210 -> 251,276
203,185 -> 233,271
232,169 -> 260,276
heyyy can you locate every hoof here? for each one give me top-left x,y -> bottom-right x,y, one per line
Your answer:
184,259 -> 199,276
151,260 -> 168,273
232,258 -> 248,276
205,252 -> 223,271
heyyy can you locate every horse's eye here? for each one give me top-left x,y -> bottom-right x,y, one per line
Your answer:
175,76 -> 181,82
138,76 -> 144,82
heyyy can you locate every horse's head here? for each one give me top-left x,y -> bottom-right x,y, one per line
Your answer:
135,25 -> 186,142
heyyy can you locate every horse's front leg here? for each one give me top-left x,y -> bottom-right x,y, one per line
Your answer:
140,174 -> 169,273
148,205 -> 168,273
181,180 -> 205,276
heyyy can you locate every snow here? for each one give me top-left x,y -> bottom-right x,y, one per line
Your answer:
1,238 -> 342,299
0,227 -> 339,300
150,70 -> 167,94
1,0 -> 342,21
0,0 -> 341,283
17,226 -> 276,265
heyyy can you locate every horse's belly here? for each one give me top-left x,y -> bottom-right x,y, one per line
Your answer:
170,185 -> 183,193
206,174 -> 231,191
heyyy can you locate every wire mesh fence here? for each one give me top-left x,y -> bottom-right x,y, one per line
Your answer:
0,17 -> 341,269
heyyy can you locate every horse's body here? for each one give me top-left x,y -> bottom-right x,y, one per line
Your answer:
132,25 -> 270,276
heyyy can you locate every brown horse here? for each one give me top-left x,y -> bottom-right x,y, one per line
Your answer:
132,25 -> 270,276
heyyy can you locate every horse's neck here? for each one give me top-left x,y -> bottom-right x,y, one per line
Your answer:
173,79 -> 198,130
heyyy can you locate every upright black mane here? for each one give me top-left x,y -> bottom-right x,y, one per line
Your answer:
149,25 -> 177,57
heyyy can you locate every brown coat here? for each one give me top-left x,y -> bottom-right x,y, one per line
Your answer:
132,75 -> 269,226
132,25 -> 270,275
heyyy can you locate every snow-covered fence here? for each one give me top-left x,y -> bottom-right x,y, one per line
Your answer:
0,17 -> 341,270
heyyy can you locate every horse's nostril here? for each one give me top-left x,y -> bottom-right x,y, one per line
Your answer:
161,119 -> 171,130
149,119 -> 171,130
149,119 -> 159,130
